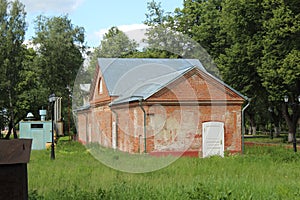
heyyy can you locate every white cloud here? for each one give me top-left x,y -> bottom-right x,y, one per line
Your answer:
19,0 -> 84,13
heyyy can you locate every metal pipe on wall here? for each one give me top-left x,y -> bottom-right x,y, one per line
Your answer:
138,99 -> 147,153
242,97 -> 251,154
111,108 -> 118,150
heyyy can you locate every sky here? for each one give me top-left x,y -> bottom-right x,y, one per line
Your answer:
20,0 -> 183,47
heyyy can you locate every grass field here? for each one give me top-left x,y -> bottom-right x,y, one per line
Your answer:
28,138 -> 300,200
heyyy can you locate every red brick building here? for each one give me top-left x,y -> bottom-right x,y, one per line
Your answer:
76,58 -> 246,157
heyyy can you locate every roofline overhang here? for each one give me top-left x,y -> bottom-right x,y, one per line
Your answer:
109,99 -> 245,109
73,104 -> 91,113
203,71 -> 248,100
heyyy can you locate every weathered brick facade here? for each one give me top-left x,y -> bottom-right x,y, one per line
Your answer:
77,59 -> 245,157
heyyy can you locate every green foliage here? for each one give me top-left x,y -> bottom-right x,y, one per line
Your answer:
0,0 -> 26,136
143,1 -> 220,75
33,15 -> 85,96
126,49 -> 179,58
28,140 -> 300,199
154,0 -> 299,134
245,144 -> 300,164
215,0 -> 268,130
259,0 -> 300,101
0,2 -> 87,135
97,26 -> 138,58
87,26 -> 138,76
280,50 -> 300,86
144,0 -> 167,26
83,27 -> 139,100
28,190 -> 44,200
142,1 -> 186,61
169,0 -> 223,58
32,15 -> 85,133
257,0 -> 300,137
16,47 -> 48,119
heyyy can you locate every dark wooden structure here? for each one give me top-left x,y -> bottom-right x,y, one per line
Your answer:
0,139 -> 32,200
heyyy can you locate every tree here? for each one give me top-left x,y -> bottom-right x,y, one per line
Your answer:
88,26 -> 138,80
143,0 -> 300,140
88,26 -> 138,78
143,0 -> 219,74
73,27 -> 138,114
168,0 -> 224,59
16,47 -> 49,119
259,0 -> 300,143
217,0 -> 269,135
163,0 -> 282,135
143,1 -> 182,59
0,0 -> 8,132
33,15 -> 85,134
0,0 -> 27,139
97,26 -> 138,58
164,0 -> 269,135
33,15 -> 85,95
144,0 -> 167,27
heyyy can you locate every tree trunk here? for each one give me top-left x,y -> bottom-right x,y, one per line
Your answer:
252,126 -> 257,135
247,113 -> 257,135
272,113 -> 281,138
4,119 -> 13,139
288,132 -> 294,143
4,118 -> 17,139
282,102 -> 299,145
274,126 -> 280,138
4,90 -> 17,139
288,124 -> 297,152
269,106 -> 281,137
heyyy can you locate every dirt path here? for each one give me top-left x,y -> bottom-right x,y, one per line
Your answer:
245,141 -> 300,150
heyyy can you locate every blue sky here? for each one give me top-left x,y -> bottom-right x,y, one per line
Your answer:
20,0 -> 183,47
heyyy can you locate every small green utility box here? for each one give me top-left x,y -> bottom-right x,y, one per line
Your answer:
19,121 -> 52,150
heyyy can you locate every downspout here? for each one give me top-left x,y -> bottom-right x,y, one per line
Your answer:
138,99 -> 147,153
85,113 -> 88,143
242,98 -> 251,154
110,107 -> 118,150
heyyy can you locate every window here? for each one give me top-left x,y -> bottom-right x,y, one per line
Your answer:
99,78 -> 103,94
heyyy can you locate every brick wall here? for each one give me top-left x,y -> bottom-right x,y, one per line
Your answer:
77,67 -> 244,155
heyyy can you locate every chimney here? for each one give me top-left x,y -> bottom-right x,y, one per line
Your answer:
39,110 -> 47,121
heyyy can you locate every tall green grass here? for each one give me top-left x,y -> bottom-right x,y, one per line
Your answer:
28,140 -> 300,199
